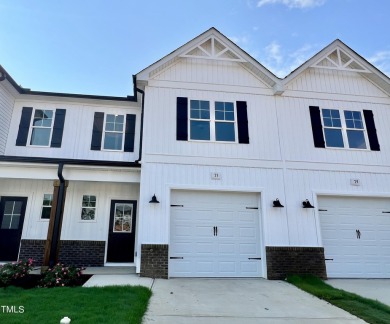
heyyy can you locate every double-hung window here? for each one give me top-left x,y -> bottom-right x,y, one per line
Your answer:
190,100 -> 211,140
90,112 -> 136,152
103,114 -> 124,150
81,195 -> 97,221
41,194 -> 53,220
30,109 -> 54,146
322,109 -> 367,149
189,100 -> 236,142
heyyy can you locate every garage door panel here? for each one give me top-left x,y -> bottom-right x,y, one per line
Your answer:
218,243 -> 236,254
239,211 -> 257,223
195,242 -> 215,254
320,196 -> 390,278
170,190 -> 262,277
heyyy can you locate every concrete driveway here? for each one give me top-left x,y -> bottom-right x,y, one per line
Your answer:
143,278 -> 366,323
327,279 -> 390,306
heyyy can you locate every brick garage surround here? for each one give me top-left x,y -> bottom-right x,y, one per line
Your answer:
140,244 -> 168,279
19,239 -> 105,267
266,246 -> 327,280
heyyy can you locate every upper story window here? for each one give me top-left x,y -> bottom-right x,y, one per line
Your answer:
322,109 -> 367,149
189,100 -> 236,142
30,109 -> 54,146
103,114 -> 125,150
90,112 -> 136,152
177,97 -> 249,144
309,106 -> 380,151
16,107 -> 66,148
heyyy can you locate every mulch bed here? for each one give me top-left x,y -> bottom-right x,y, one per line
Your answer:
2,274 -> 92,289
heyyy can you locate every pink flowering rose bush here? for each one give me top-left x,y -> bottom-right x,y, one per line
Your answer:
39,263 -> 85,288
0,259 -> 34,287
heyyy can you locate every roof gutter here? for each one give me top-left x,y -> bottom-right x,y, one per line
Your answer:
133,75 -> 145,163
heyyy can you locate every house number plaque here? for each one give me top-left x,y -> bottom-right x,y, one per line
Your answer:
211,172 -> 222,180
350,179 -> 361,186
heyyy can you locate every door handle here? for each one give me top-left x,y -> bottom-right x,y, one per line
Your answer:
216,226 -> 218,236
213,226 -> 216,236
356,229 -> 361,239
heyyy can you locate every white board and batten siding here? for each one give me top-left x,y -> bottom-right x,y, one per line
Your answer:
143,86 -> 281,164
170,190 -> 263,277
0,178 -> 139,242
0,82 -> 16,154
5,99 -> 141,162
318,196 -> 390,278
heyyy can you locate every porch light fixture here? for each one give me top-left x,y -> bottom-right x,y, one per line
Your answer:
149,194 -> 160,204
302,199 -> 314,208
273,199 -> 284,208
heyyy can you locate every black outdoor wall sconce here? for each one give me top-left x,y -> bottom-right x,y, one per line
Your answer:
302,199 -> 314,208
273,198 -> 284,207
149,194 -> 160,204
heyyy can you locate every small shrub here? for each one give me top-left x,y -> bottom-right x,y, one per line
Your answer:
0,259 -> 34,287
39,263 -> 85,288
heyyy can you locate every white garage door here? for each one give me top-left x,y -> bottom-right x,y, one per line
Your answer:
319,196 -> 390,278
170,190 -> 263,277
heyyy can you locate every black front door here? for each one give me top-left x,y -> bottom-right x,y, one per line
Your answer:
0,197 -> 28,261
106,200 -> 137,262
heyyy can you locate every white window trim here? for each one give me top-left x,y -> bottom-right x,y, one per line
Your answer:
188,99 -> 238,143
28,108 -> 55,147
80,195 -> 97,222
39,193 -> 53,222
102,114 -> 125,151
321,108 -> 369,150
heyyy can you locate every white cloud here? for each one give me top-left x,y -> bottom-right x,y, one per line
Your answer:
261,42 -> 320,77
265,41 -> 283,65
257,0 -> 326,9
228,35 -> 250,46
368,50 -> 390,77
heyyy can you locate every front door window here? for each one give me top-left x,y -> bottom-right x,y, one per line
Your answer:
114,203 -> 133,233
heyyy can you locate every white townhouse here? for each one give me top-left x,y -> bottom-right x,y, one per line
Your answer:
1,28 -> 390,279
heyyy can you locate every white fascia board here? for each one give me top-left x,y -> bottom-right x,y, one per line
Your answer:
136,28 -> 280,89
0,162 -> 140,183
282,40 -> 390,96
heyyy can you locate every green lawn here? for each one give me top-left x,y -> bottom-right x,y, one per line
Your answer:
287,275 -> 390,324
0,285 -> 151,324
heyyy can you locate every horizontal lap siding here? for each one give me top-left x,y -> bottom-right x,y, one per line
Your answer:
0,85 -> 15,154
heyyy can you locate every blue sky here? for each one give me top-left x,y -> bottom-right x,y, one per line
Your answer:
1,0 -> 389,96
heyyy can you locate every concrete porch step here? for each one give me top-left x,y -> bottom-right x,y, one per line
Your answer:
84,266 -> 137,275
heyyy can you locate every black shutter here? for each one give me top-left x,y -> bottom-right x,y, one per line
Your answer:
176,97 -> 188,141
124,114 -> 136,152
16,107 -> 33,146
363,110 -> 380,151
309,106 -> 325,148
90,112 -> 104,150
50,109 -> 66,148
236,101 -> 249,144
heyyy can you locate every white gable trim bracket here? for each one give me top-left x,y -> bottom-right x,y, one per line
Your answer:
179,36 -> 246,63
311,47 -> 371,73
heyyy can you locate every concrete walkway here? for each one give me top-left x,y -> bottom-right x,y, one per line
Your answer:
83,274 -> 153,288
143,278 -> 366,324
327,279 -> 390,306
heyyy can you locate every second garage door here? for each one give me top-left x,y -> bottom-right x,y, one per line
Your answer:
319,196 -> 390,278
170,190 -> 263,277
